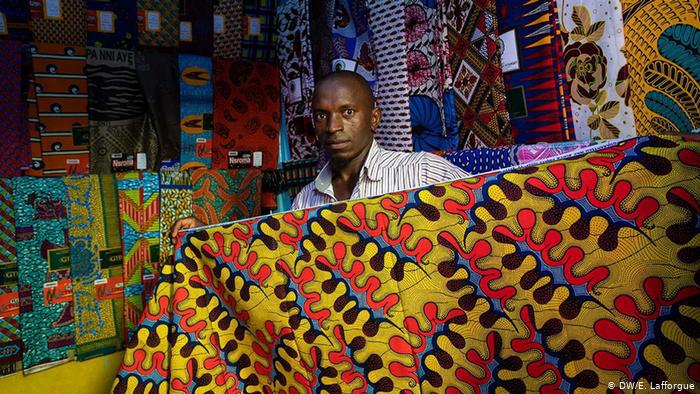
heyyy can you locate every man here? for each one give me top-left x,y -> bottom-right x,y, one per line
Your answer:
170,71 -> 468,241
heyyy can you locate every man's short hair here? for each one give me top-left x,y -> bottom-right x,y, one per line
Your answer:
314,70 -> 376,108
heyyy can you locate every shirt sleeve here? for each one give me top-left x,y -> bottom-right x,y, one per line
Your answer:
420,152 -> 471,185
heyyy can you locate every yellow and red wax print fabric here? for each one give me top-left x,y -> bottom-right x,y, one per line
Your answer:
114,136 -> 700,393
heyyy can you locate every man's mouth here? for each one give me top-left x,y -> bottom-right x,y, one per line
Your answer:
325,140 -> 350,149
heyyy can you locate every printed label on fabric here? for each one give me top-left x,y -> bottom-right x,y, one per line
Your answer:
180,21 -> 193,41
146,10 -> 161,32
0,13 -> 8,35
253,151 -> 263,167
95,276 -> 124,301
0,262 -> 18,286
43,279 -> 72,305
44,0 -> 62,19
332,59 -> 357,72
48,247 -> 71,271
288,77 -> 302,104
98,11 -> 115,33
99,247 -> 123,270
213,14 -> 224,34
228,151 -> 252,168
500,29 -> 520,73
246,16 -> 261,36
0,291 -> 20,318
136,152 -> 147,170
111,153 -> 135,172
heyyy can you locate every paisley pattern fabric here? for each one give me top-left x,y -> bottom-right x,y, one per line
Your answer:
0,179 -> 21,377
620,0 -> 700,135
116,172 -> 159,341
65,175 -> 123,360
212,60 -> 281,171
136,0 -> 179,48
179,54 -> 213,170
191,169 -> 262,225
14,177 -> 75,373
0,40 -> 28,178
86,0 -> 138,50
114,136 -> 700,393
158,166 -> 192,269
30,0 -> 86,46
213,0 -> 244,59
558,0 -> 637,140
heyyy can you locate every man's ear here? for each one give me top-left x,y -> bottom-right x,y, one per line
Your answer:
370,106 -> 381,132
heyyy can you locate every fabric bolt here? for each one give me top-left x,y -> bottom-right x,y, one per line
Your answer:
116,172 -> 159,341
282,158 -> 319,199
277,0 -> 319,160
213,0 -> 243,59
158,165 -> 192,269
179,0 -> 213,56
514,139 -> 592,164
114,135 -> 700,393
179,54 -> 213,170
89,117 -> 159,174
136,0 -> 179,48
406,1 -> 457,152
65,175 -> 124,360
135,50 -> 180,164
212,60 -> 281,171
191,169 -> 262,225
366,0 -> 412,151
86,47 -> 146,122
86,0 -> 138,50
443,0 -> 512,149
14,177 -> 75,372
496,0 -> 573,144
0,40 -> 29,178
620,0 -> 700,135
441,146 -> 515,174
329,0 -> 377,87
0,179 -> 22,377
25,73 -> 45,177
241,0 -> 277,62
309,0 -> 334,79
29,0 -> 86,46
0,0 -> 32,42
31,43 -> 90,176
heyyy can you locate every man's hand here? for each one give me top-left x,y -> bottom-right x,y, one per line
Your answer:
170,216 -> 205,244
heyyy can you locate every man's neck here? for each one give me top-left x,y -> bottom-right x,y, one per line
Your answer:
331,141 -> 373,182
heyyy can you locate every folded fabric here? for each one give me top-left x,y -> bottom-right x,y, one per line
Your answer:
213,0 -> 243,59
66,175 -> 124,360
116,172 -> 159,341
191,169 -> 262,225
14,177 -> 75,373
86,0 -> 138,50
0,179 -> 22,377
179,54 -> 213,170
158,165 -> 192,269
514,140 -> 592,164
89,116 -> 159,174
0,40 -> 29,178
86,47 -> 145,122
178,0 -> 213,56
441,146 -> 515,174
136,0 -> 179,48
24,71 -> 45,177
31,43 -> 90,176
212,60 -> 281,171
29,0 -> 86,46
241,0 -> 277,62
0,0 -> 31,42
115,136 -> 700,392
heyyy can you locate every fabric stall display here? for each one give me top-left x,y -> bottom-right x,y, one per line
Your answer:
405,1 -> 457,152
241,0 -> 278,62
85,0 -> 138,50
114,135 -> 700,392
178,0 -> 213,56
136,0 -> 179,48
444,0 -> 512,149
0,40 -> 29,178
496,0 -> 574,144
212,60 -> 281,171
135,50 -> 180,164
116,172 -> 159,341
329,0 -> 377,88
14,177 -> 75,373
0,0 -> 32,42
179,54 -> 213,170
65,175 -> 124,360
620,0 -> 700,135
0,179 -> 22,377
29,0 -> 86,47
558,1 -> 637,140
277,0 -> 319,160
281,158 -> 319,199
158,164 -> 192,269
213,0 -> 244,59
366,0 -> 412,152
31,43 -> 90,176
191,169 -> 262,225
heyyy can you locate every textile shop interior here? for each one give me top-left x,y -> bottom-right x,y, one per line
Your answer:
0,0 -> 699,393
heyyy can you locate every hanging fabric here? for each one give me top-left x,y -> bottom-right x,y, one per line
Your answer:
0,40 -> 29,178
213,0 -> 244,59
158,165 -> 192,269
0,0 -> 32,42
241,0 -> 278,62
191,169 -> 262,225
0,179 -> 22,377
30,0 -> 86,46
179,54 -> 213,170
85,0 -> 138,50
178,0 -> 213,56
136,0 -> 179,48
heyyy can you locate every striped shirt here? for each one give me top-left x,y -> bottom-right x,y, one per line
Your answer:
291,140 -> 470,209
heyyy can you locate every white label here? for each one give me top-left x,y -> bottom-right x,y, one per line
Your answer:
288,77 -> 302,104
94,278 -> 108,285
45,0 -> 62,19
111,153 -> 123,159
146,10 -> 160,32
500,29 -> 520,73
143,273 -> 155,280
253,151 -> 263,167
195,137 -> 207,143
213,14 -> 225,34
332,58 -> 357,72
66,159 -> 80,164
97,11 -> 115,33
44,281 -> 58,288
179,21 -> 192,41
0,13 -> 8,35
115,282 -> 124,288
136,152 -> 147,170
247,16 -> 261,36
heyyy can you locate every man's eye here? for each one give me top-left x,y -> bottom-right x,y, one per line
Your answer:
344,109 -> 355,116
314,113 -> 326,120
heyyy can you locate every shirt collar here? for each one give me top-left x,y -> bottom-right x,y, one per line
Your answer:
314,139 -> 383,195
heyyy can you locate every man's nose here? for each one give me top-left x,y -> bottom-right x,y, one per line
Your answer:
326,112 -> 343,133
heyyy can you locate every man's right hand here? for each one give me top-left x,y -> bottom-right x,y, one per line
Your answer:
170,216 -> 205,244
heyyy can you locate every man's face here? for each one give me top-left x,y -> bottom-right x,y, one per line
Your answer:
311,77 -> 380,164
